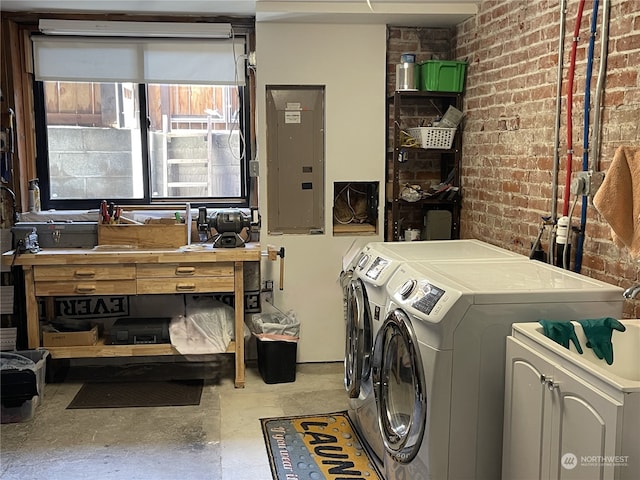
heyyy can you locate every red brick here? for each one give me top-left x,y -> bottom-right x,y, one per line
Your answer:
439,0 -> 640,291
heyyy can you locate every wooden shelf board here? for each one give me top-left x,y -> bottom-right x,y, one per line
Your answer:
45,339 -> 236,359
333,223 -> 377,235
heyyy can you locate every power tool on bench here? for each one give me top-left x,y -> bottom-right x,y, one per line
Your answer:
197,208 -> 252,248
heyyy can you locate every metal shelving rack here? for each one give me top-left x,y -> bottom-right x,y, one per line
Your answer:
385,90 -> 463,242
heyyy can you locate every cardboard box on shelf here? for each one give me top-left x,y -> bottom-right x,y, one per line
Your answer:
42,325 -> 99,347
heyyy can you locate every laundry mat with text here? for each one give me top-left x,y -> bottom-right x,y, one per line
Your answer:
260,412 -> 383,480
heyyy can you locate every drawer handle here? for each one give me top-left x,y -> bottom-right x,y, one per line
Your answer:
75,284 -> 97,293
175,266 -> 196,275
74,269 -> 96,278
176,283 -> 196,291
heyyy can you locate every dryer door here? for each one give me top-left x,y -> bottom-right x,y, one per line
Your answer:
344,278 -> 373,398
340,269 -> 354,322
373,308 -> 426,463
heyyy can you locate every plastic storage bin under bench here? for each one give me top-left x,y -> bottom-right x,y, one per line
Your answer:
419,60 -> 467,93
1,349 -> 49,423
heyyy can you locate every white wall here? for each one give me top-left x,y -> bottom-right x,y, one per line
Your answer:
255,22 -> 387,361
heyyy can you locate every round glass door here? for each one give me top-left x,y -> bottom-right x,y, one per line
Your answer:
344,278 -> 372,399
373,308 -> 426,463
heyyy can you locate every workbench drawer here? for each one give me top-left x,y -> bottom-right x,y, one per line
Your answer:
137,277 -> 234,294
35,280 -> 137,296
34,265 -> 136,281
136,263 -> 234,278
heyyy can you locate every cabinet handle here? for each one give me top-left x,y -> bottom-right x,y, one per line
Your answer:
74,269 -> 96,278
75,284 -> 97,293
176,283 -> 196,291
175,266 -> 196,275
540,375 -> 559,391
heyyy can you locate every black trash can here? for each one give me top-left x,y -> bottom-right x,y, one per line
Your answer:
256,338 -> 298,384
249,309 -> 299,384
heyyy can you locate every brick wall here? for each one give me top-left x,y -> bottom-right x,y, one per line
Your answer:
454,0 -> 640,317
387,3 -> 640,317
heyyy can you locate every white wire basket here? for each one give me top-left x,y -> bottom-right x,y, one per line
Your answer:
407,127 -> 456,150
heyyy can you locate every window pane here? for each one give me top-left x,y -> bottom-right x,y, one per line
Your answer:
147,84 -> 242,199
43,81 -> 143,200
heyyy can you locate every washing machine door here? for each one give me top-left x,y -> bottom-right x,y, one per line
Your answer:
344,278 -> 373,399
340,269 -> 354,322
373,308 -> 426,463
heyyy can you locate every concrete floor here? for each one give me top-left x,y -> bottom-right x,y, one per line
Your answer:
0,359 -> 347,480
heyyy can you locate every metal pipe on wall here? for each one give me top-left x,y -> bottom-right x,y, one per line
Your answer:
563,0 -> 586,219
574,0 -> 600,273
548,0 -> 568,264
555,0 -> 586,269
590,0 -> 611,172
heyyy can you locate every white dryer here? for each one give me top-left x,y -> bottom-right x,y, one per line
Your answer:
375,259 -> 624,480
341,240 -> 527,467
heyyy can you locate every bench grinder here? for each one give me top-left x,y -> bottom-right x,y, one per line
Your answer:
197,208 -> 252,248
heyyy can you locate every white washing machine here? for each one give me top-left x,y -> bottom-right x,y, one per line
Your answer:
342,242 -> 417,467
340,240 -> 528,468
375,259 -> 624,480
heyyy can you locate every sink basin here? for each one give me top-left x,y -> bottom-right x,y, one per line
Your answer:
512,319 -> 640,392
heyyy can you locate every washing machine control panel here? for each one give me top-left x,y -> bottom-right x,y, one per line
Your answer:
411,282 -> 446,315
399,279 -> 416,299
356,253 -> 370,270
365,256 -> 390,280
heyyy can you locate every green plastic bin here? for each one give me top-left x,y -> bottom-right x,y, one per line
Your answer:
419,60 -> 467,93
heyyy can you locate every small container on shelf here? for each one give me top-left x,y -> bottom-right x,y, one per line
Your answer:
419,60 -> 467,93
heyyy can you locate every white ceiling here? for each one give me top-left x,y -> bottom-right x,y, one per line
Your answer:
1,1 -> 480,27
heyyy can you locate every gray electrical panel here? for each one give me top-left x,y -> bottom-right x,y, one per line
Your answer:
266,86 -> 325,234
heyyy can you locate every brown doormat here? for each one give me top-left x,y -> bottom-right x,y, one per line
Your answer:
67,380 -> 203,409
261,411 -> 384,480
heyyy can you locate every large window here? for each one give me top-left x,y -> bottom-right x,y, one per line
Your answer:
31,28 -> 250,210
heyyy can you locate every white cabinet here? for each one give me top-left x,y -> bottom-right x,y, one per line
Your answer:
503,338 -> 554,479
503,337 -> 630,480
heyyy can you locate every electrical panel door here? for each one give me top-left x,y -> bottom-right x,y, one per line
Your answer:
266,86 -> 324,234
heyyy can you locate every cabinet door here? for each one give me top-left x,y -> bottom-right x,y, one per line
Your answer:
503,337 -> 555,480
549,367 -> 622,480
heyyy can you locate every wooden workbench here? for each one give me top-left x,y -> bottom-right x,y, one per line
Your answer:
2,244 -> 261,388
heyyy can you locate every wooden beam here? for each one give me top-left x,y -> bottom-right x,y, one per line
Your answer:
2,19 -> 38,212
